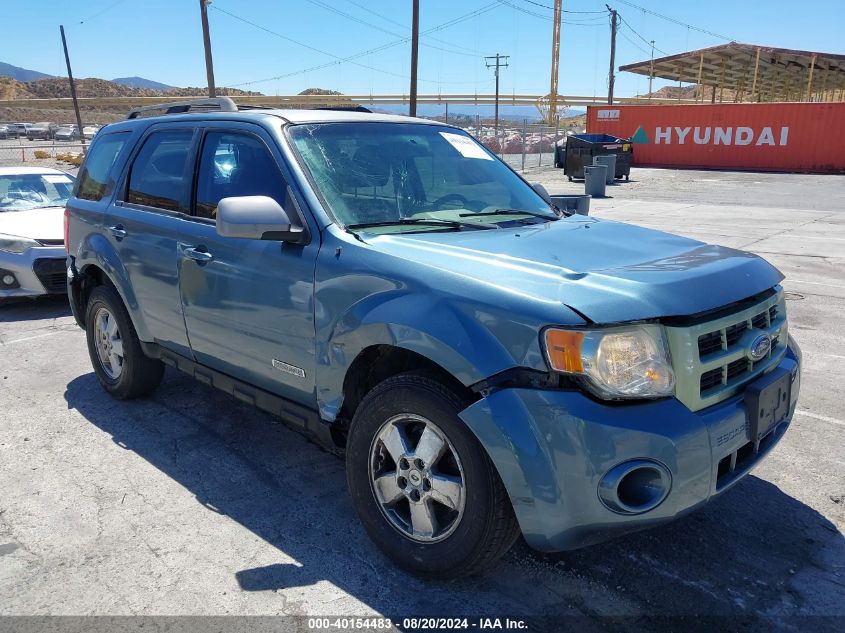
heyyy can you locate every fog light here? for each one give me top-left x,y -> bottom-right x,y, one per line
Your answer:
598,459 -> 672,515
2,274 -> 14,285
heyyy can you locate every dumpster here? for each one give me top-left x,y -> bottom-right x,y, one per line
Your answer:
562,133 -> 632,181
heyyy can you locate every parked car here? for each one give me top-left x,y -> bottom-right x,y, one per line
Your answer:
65,97 -> 801,578
54,125 -> 80,141
81,125 -> 100,140
27,122 -> 59,141
6,123 -> 32,139
0,167 -> 76,299
0,125 -> 8,140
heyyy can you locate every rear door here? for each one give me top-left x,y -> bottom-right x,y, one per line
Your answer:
107,124 -> 198,357
177,122 -> 320,407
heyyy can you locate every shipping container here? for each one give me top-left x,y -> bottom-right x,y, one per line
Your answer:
586,103 -> 845,174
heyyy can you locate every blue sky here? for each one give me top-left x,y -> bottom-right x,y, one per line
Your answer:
3,0 -> 843,101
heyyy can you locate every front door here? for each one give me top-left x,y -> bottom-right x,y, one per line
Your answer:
177,125 -> 319,407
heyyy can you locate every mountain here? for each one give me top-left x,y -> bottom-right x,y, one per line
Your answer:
0,61 -> 54,82
112,76 -> 176,91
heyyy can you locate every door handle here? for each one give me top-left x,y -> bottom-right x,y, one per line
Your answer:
183,247 -> 214,263
109,225 -> 127,240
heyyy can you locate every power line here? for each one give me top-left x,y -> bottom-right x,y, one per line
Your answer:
615,0 -> 733,42
516,0 -> 607,12
302,0 -> 484,58
496,0 -> 607,24
344,0 -> 480,55
216,2 -> 503,88
76,0 -> 130,25
617,15 -> 668,55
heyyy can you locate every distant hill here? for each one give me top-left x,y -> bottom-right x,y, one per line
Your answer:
0,61 -> 54,82
112,76 -> 175,91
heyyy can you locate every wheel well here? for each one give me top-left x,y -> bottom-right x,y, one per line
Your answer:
76,264 -> 113,326
335,345 -> 479,446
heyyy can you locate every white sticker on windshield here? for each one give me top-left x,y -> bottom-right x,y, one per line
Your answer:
439,132 -> 493,160
42,174 -> 73,184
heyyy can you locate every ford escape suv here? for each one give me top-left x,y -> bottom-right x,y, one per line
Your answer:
65,97 -> 801,578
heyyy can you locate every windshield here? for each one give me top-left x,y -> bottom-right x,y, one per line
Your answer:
0,172 -> 76,211
288,122 -> 554,232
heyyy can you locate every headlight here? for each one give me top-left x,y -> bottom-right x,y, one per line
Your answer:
0,234 -> 39,254
543,324 -> 675,399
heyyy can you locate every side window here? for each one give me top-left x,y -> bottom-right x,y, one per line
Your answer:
75,132 -> 129,201
195,131 -> 287,220
127,130 -> 194,212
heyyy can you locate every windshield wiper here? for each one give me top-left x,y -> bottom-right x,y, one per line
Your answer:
346,217 -> 498,231
460,208 -> 559,221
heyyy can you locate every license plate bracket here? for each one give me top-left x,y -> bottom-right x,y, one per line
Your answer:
744,367 -> 792,443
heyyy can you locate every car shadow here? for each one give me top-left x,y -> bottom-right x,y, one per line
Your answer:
64,370 -> 843,626
0,295 -> 71,322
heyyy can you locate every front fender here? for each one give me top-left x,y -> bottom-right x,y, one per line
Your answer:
315,292 -> 511,421
75,231 -> 150,341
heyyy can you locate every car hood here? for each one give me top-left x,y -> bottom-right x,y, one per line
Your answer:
363,216 -> 783,323
0,206 -> 65,242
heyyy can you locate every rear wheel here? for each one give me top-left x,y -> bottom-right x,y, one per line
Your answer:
85,285 -> 164,399
346,374 -> 520,578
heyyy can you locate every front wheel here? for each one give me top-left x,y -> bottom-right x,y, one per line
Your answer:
346,374 -> 520,578
85,285 -> 164,399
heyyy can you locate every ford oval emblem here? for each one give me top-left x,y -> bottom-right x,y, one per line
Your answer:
748,333 -> 772,361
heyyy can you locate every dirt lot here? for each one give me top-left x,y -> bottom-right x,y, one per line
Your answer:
0,167 -> 842,631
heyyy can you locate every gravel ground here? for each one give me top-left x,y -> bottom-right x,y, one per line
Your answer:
0,166 -> 842,631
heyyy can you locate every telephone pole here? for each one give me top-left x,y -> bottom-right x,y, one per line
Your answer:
485,53 -> 509,140
409,0 -> 419,116
606,5 -> 618,104
199,0 -> 216,97
548,0 -> 562,123
59,25 -> 86,153
648,39 -> 655,97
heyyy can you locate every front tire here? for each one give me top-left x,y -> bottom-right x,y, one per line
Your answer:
85,285 -> 164,399
346,374 -> 519,578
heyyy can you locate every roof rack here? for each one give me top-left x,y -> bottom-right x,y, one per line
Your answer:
126,96 -> 239,120
314,105 -> 372,113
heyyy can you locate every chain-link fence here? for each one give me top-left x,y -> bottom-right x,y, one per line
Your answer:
463,119 -> 563,172
0,139 -> 87,169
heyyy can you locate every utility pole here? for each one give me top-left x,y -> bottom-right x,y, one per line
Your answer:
485,53 -> 509,141
59,25 -> 86,153
606,5 -> 617,104
648,40 -> 655,97
548,0 -> 562,123
199,0 -> 216,97
409,0 -> 420,117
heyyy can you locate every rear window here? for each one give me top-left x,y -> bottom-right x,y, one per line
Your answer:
75,132 -> 129,202
127,130 -> 194,212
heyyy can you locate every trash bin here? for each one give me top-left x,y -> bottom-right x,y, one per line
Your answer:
554,141 -> 566,168
593,154 -> 617,184
562,133 -> 632,181
584,165 -> 607,198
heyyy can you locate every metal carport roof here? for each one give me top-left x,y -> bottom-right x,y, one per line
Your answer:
619,42 -> 845,103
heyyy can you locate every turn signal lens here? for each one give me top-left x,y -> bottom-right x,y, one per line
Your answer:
544,329 -> 585,373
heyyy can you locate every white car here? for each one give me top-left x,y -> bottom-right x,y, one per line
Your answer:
0,167 -> 76,300
82,126 -> 100,140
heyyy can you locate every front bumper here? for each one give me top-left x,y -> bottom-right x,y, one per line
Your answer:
460,344 -> 801,552
0,246 -> 68,298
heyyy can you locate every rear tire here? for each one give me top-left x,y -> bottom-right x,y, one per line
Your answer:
85,285 -> 164,399
346,373 -> 520,578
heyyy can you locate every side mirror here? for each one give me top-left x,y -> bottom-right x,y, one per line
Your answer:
531,182 -> 552,204
216,195 -> 305,242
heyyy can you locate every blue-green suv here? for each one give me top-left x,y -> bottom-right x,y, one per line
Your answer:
65,98 -> 801,578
